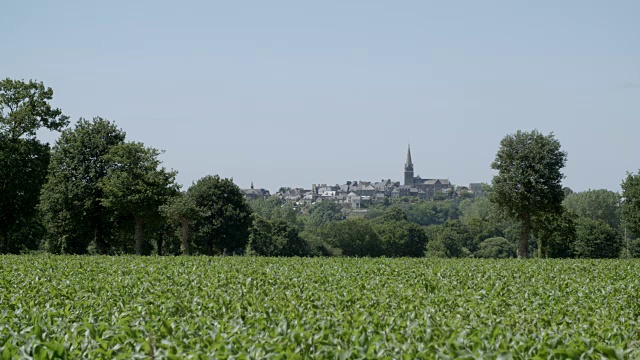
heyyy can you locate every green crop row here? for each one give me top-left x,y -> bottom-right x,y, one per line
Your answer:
1,256 -> 639,359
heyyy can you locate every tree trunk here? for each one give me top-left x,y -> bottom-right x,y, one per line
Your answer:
95,223 -> 107,255
519,215 -> 530,259
135,217 -> 145,255
180,219 -> 190,256
0,229 -> 7,254
157,231 -> 164,256
538,236 -> 548,258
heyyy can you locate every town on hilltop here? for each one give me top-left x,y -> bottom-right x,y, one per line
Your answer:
242,145 -> 485,207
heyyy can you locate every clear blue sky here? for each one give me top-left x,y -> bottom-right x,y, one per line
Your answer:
2,1 -> 639,192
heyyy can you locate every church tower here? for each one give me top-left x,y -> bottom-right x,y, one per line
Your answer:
404,145 -> 414,186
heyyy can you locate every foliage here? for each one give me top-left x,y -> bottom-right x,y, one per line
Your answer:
187,175 -> 252,255
249,196 -> 302,230
573,218 -> 622,259
533,208 -> 577,258
1,256 -> 639,358
0,137 -> 50,253
315,219 -> 383,257
425,220 -> 472,258
380,205 -> 408,222
491,130 -> 567,258
622,171 -> 640,240
99,142 -> 179,255
475,237 -> 516,258
248,214 -> 307,257
39,117 -> 126,254
305,201 -> 343,230
564,189 -> 621,229
0,78 -> 68,254
159,192 -> 204,255
0,78 -> 69,139
372,220 -> 428,257
397,201 -> 459,226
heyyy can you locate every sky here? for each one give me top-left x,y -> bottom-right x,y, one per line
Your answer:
2,1 -> 639,193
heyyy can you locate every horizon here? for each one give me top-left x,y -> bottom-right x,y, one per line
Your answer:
3,1 -> 639,193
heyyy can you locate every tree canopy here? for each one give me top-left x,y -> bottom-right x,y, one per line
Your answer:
490,130 -> 567,258
564,189 -> 621,229
622,171 -> 640,240
0,78 -> 69,139
0,78 -> 68,253
39,117 -> 126,254
187,175 -> 253,255
99,142 -> 179,254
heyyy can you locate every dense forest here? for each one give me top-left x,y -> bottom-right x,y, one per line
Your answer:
2,77 -> 640,258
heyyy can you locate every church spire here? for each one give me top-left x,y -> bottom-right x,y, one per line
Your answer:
404,144 -> 414,186
250,181 -> 254,190
405,144 -> 413,169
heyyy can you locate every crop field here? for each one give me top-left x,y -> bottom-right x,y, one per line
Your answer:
1,256 -> 639,359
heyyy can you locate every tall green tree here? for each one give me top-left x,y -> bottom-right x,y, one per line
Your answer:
0,78 -> 69,253
248,214 -> 306,256
187,175 -> 252,255
0,138 -> 50,253
490,130 -> 567,258
159,192 -> 203,255
40,117 -> 126,254
622,171 -> 640,240
99,142 -> 179,255
563,189 -> 621,229
0,78 -> 69,140
573,217 -> 621,258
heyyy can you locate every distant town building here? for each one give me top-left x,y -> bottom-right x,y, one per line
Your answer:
403,145 -> 453,197
241,182 -> 270,200
267,146 -> 484,207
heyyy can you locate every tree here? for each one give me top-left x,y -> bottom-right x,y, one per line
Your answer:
316,219 -> 383,257
249,196 -> 302,230
306,201 -> 343,230
0,137 -> 50,253
563,189 -> 621,230
248,215 -> 282,256
533,209 -> 577,258
248,214 -> 306,256
475,237 -> 516,258
424,220 -> 472,258
187,175 -> 252,255
0,78 -> 69,140
0,78 -> 69,253
573,218 -> 621,258
381,206 -> 408,222
490,130 -> 567,258
622,171 -> 640,240
397,201 -> 460,226
159,192 -> 203,255
40,117 -> 126,254
99,142 -> 179,255
373,220 -> 428,257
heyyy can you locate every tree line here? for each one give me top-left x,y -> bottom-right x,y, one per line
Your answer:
2,77 -> 640,258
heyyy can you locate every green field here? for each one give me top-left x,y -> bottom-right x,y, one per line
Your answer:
1,256 -> 639,359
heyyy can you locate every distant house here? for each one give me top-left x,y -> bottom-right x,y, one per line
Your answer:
469,183 -> 484,196
241,182 -> 270,200
274,146 -> 485,206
